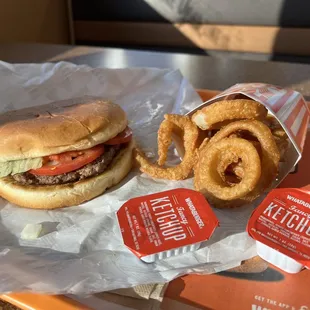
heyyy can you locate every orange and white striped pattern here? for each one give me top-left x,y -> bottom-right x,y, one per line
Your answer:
214,83 -> 310,153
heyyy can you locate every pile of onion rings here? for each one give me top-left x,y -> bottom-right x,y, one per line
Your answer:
194,119 -> 281,207
135,98 -> 288,208
193,99 -> 284,208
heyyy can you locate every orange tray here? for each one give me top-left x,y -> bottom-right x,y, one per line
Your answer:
1,89 -> 309,310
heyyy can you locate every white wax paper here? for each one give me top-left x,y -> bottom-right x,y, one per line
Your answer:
0,61 -> 257,294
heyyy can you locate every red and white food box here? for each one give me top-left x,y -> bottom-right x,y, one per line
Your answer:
187,83 -> 310,184
117,188 -> 219,263
247,187 -> 310,274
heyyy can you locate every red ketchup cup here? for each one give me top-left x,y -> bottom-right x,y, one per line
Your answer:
247,188 -> 310,273
117,188 -> 219,263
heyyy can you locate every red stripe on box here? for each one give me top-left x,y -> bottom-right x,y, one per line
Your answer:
283,97 -> 305,129
295,113 -> 310,151
272,90 -> 295,112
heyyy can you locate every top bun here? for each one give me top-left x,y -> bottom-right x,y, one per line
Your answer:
0,96 -> 127,162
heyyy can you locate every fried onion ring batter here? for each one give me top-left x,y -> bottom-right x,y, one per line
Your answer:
194,138 -> 261,201
135,114 -> 199,180
208,120 -> 280,199
192,99 -> 268,130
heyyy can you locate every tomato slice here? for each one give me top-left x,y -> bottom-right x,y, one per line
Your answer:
29,145 -> 105,176
105,126 -> 132,145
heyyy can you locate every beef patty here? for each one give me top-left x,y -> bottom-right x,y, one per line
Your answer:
12,145 -> 120,186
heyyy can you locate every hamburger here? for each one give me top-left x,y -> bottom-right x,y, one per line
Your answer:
0,97 -> 134,209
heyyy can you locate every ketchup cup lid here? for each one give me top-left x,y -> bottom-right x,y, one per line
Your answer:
117,188 -> 219,260
247,188 -> 310,267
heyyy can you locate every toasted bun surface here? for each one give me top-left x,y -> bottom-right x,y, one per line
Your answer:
0,141 -> 134,209
0,96 -> 127,162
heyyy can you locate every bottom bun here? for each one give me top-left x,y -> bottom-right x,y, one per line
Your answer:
0,141 -> 134,209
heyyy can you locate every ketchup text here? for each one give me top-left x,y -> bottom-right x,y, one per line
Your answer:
150,196 -> 187,242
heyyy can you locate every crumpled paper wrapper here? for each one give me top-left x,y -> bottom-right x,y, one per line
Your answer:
0,61 -> 257,294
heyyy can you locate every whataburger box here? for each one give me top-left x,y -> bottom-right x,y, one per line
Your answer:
187,83 -> 310,185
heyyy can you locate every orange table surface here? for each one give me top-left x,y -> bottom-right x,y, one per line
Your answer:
1,89 -> 309,310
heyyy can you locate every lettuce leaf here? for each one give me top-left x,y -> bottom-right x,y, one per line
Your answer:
0,157 -> 43,177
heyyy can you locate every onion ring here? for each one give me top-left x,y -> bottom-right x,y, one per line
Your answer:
224,161 -> 244,185
208,120 -> 280,199
192,99 -> 268,130
217,152 -> 244,184
135,114 -> 199,180
274,135 -> 289,161
227,133 -> 263,158
200,138 -> 246,186
198,137 -> 210,151
194,137 -> 261,201
263,115 -> 289,161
